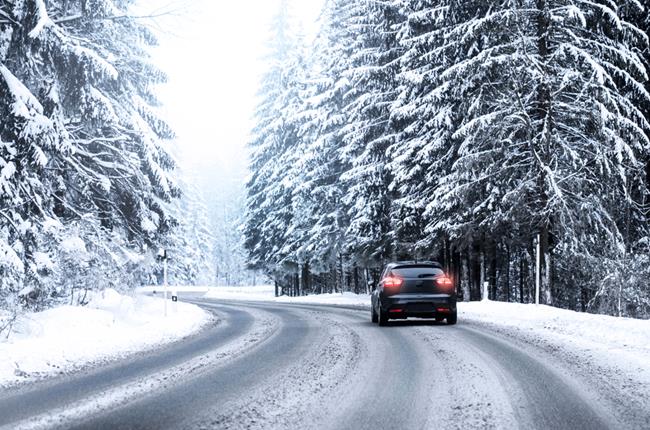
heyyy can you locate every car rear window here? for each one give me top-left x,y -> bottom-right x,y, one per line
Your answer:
391,266 -> 444,278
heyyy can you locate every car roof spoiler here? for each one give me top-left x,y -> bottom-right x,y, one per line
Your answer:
390,260 -> 443,269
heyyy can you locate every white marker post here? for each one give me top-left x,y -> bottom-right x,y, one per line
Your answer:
159,248 -> 168,317
172,287 -> 178,313
535,234 -> 541,305
483,281 -> 489,302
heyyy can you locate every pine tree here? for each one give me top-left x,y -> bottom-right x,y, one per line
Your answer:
397,0 -> 649,307
244,0 -> 650,316
1,0 -> 180,311
165,180 -> 215,286
244,0 -> 304,285
339,0 -> 403,271
289,0 -> 362,292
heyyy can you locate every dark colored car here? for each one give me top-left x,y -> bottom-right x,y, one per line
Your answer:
370,261 -> 457,326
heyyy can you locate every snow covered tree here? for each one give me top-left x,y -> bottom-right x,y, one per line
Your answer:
246,0 -> 650,317
339,1 -> 403,274
287,0 -> 360,292
1,0 -> 182,313
164,179 -> 215,286
244,0 -> 306,292
394,0 -> 649,307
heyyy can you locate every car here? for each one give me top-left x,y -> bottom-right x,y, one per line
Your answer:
370,261 -> 458,326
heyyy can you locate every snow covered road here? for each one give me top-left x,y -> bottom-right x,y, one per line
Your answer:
0,296 -> 646,429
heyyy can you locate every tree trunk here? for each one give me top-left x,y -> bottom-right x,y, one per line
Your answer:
338,254 -> 343,293
488,242 -> 497,300
303,267 -> 307,295
540,226 -> 553,305
462,252 -> 470,301
478,247 -> 480,300
535,0 -> 555,307
452,250 -> 462,296
470,242 -> 482,301
519,252 -> 526,303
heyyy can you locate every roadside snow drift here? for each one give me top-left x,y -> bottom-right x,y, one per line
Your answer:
0,289 -> 212,387
204,285 -> 370,306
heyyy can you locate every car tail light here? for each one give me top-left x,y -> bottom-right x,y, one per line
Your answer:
389,308 -> 403,313
436,276 -> 453,288
383,276 -> 403,288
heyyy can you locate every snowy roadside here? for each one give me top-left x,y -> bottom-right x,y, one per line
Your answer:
203,285 -> 370,307
458,301 -> 650,382
204,286 -> 650,363
459,301 -> 650,425
0,289 -> 212,388
203,285 -> 650,405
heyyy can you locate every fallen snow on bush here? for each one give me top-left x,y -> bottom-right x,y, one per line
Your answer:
0,289 -> 212,387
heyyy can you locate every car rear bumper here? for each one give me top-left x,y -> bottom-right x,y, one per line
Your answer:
381,294 -> 456,319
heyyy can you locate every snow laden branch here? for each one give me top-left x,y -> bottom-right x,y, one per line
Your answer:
28,0 -> 52,38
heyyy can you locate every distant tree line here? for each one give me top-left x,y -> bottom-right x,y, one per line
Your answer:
0,0 -> 212,321
245,0 -> 650,318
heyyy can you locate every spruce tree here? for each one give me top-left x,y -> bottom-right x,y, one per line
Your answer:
244,0 -> 304,285
340,0 -> 403,270
1,0 -> 180,310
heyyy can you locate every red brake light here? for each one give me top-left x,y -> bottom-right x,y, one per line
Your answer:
436,276 -> 453,288
383,276 -> 403,288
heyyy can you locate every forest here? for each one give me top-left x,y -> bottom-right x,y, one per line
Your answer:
0,0 -> 216,322
245,0 -> 650,318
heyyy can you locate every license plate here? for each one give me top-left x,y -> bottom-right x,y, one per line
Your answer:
409,303 -> 432,312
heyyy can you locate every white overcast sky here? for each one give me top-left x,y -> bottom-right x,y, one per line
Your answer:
148,0 -> 323,184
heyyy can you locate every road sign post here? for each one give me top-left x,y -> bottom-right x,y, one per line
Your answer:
158,248 -> 168,317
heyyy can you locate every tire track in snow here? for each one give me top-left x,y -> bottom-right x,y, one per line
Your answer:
3,304 -> 280,430
190,307 -> 363,430
2,299 -> 632,430
412,324 -> 519,430
412,323 -> 616,430
64,302 -> 320,429
459,318 -> 650,430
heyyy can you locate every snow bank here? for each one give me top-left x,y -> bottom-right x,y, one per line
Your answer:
203,285 -> 370,306
0,289 -> 212,387
137,285 -> 212,294
458,300 -> 650,384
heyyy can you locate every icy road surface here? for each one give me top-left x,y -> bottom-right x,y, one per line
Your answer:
0,296 -> 646,430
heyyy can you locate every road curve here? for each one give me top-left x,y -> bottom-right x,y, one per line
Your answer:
0,297 -> 634,430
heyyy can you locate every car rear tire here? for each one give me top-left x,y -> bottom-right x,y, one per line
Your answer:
378,306 -> 388,326
447,312 -> 457,325
371,305 -> 378,323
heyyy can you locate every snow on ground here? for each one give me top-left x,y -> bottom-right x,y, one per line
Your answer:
459,300 -> 650,375
204,285 -> 369,306
0,289 -> 212,387
204,285 -> 650,392
204,286 -> 650,360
